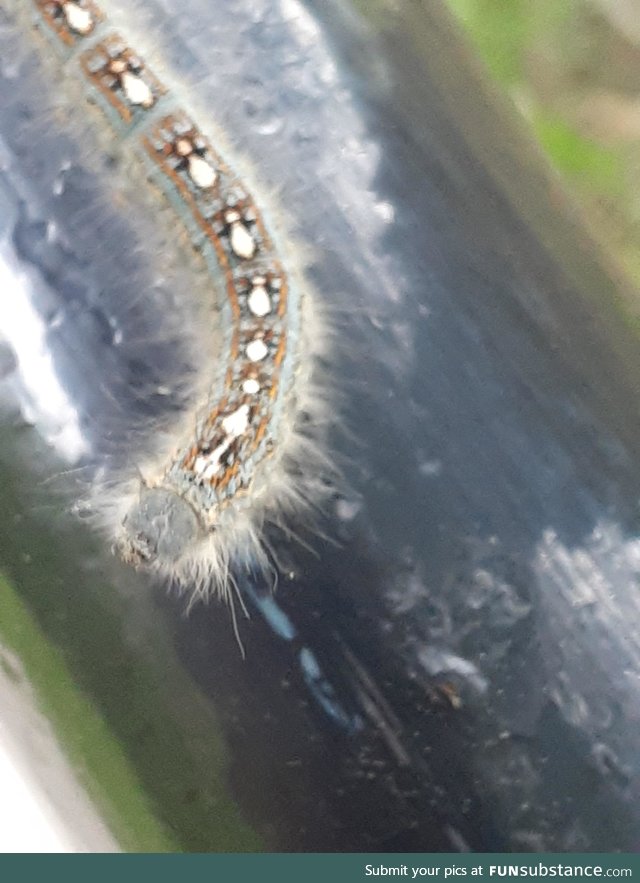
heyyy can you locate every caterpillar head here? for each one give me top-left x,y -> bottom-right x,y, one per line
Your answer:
118,486 -> 205,571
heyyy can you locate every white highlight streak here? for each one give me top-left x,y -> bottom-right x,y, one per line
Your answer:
0,245 -> 87,463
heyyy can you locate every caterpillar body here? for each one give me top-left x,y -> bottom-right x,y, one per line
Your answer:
10,0 -> 334,602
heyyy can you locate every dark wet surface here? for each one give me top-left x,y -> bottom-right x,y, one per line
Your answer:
1,0 -> 640,852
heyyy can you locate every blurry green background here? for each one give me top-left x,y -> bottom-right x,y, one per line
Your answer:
447,0 -> 640,286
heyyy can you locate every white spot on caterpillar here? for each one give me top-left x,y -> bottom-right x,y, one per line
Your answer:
222,403 -> 250,438
225,210 -> 256,260
242,378 -> 260,395
62,2 -> 93,35
193,406 -> 250,481
194,444 -> 227,480
245,338 -> 268,362
247,279 -> 272,317
120,70 -> 154,108
186,154 -> 217,189
173,136 -> 218,188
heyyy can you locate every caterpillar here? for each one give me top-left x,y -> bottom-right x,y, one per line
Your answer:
8,0 -> 334,606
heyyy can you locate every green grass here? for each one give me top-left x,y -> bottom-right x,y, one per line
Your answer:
446,0 -> 638,295
447,0 -> 579,86
446,0 -> 531,85
531,110 -> 626,198
445,0 -> 622,192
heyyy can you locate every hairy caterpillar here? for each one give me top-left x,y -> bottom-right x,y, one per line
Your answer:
8,0 -> 335,606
